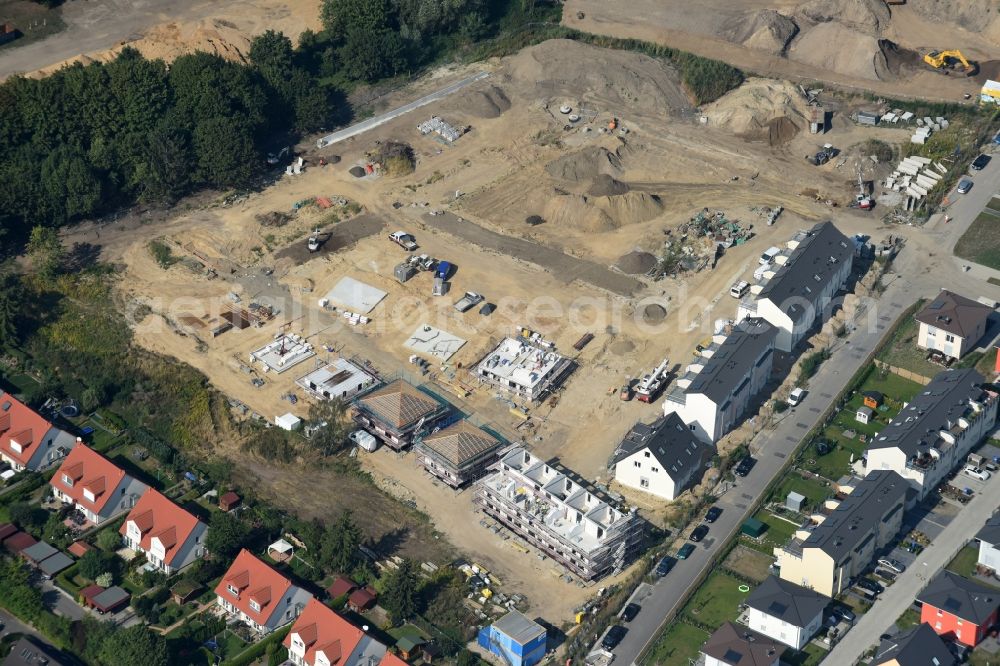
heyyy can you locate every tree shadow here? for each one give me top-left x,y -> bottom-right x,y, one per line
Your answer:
370,526 -> 410,558
65,242 -> 103,271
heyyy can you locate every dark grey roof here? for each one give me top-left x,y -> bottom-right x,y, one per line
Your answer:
745,575 -> 829,627
612,413 -> 714,490
801,470 -> 907,562
685,318 -> 776,404
917,571 -> 1000,624
915,290 -> 992,339
493,610 -> 546,645
874,623 -> 955,666
976,514 -> 1000,545
38,552 -> 73,576
867,369 -> 990,457
701,622 -> 782,666
2,636 -> 69,666
20,540 -> 57,563
758,222 -> 853,324
91,585 -> 130,610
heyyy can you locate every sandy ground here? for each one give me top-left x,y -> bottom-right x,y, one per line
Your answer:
79,39 -> 917,621
562,0 -> 993,103
0,0 -> 320,80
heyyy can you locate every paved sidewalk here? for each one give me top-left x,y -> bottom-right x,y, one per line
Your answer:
825,472 -> 1000,665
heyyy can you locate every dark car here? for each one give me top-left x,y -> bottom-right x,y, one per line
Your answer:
654,556 -> 676,577
856,577 -> 883,595
831,605 -> 856,624
677,543 -> 696,560
602,625 -> 628,650
690,525 -> 709,542
622,603 -> 641,622
957,178 -> 974,194
734,456 -> 756,477
972,154 -> 991,171
705,507 -> 723,523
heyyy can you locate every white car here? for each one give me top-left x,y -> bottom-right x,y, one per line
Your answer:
964,466 -> 991,481
877,558 -> 905,573
389,231 -> 418,251
729,281 -> 750,299
788,387 -> 807,407
759,246 -> 780,265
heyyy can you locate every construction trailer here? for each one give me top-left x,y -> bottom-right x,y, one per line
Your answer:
477,611 -> 547,666
475,447 -> 644,580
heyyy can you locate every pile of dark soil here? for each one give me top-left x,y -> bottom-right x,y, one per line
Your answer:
642,303 -> 667,323
349,166 -> 366,178
767,116 -> 799,145
589,174 -> 630,196
616,250 -> 658,275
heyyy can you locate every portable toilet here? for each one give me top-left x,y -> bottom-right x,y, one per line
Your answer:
395,263 -> 417,283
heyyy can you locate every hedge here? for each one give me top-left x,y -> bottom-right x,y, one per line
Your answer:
222,626 -> 291,666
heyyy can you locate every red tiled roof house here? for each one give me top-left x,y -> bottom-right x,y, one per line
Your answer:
0,392 -> 78,472
215,549 -> 313,636
49,445 -> 148,526
285,597 -> 403,666
918,570 -> 1000,647
120,489 -> 207,574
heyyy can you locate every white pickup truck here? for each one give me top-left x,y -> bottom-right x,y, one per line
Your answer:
454,292 -> 484,312
389,231 -> 418,251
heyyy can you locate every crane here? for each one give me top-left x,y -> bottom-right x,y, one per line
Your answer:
635,358 -> 670,403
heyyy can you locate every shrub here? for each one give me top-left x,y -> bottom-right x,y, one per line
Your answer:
148,241 -> 178,269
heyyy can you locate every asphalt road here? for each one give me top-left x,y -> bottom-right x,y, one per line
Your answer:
826,471 -> 1000,665
315,72 -> 489,148
609,146 -> 1000,666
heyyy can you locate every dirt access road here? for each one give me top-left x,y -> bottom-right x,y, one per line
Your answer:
422,212 -> 643,297
562,0 -> 982,104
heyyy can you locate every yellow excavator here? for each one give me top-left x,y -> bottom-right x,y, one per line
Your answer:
923,49 -> 978,76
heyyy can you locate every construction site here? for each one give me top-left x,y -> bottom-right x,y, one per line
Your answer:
81,33 -> 958,621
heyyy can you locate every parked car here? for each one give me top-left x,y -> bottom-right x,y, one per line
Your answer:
602,625 -> 628,650
389,231 -> 418,251
690,525 -> 709,542
874,568 -> 897,582
788,387 -> 807,407
957,178 -> 974,194
965,465 -> 991,481
759,246 -> 781,265
654,556 -> 677,577
730,280 -> 750,299
705,507 -> 723,523
877,558 -> 906,573
971,154 -> 991,171
622,603 -> 641,622
734,456 -> 756,477
830,605 -> 856,624
856,577 -> 883,595
454,291 -> 485,313
677,543 -> 696,560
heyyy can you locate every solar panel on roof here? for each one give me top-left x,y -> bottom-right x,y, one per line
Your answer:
929,300 -> 944,309
768,601 -> 788,615
944,597 -> 963,612
724,649 -> 744,663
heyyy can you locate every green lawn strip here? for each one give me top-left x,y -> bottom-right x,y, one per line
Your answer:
770,475 -> 832,508
681,571 -> 754,628
946,546 -> 982,579
895,607 -> 921,630
643,621 -> 711,666
955,211 -> 1000,271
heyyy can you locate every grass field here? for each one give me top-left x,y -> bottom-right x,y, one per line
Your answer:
770,475 -> 832,510
946,545 -> 983,580
682,571 -> 753,628
956,210 -> 1000,271
643,621 -> 710,666
895,607 -> 921,630
876,316 -> 939,381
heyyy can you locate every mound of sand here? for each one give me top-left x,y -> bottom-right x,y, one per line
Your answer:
906,0 -> 997,32
461,86 -> 511,118
543,195 -> 615,232
589,174 -> 630,196
703,78 -> 811,143
642,304 -> 667,324
798,0 -> 889,36
616,251 -> 658,275
505,39 -> 692,116
721,10 -> 798,56
789,23 -> 881,80
546,146 -> 624,183
594,192 -> 664,225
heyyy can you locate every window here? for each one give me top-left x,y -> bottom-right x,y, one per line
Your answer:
651,467 -> 659,474
62,474 -> 73,487
927,327 -> 936,337
634,461 -> 641,468
935,622 -> 942,630
227,584 -> 239,597
639,478 -> 649,488
644,451 -> 651,458
937,609 -> 943,616
945,334 -> 955,343
249,599 -> 260,612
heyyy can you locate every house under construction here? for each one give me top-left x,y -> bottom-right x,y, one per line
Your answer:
475,448 -> 643,581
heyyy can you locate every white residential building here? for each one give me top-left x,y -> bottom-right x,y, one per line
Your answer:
915,290 -> 993,360
611,413 -> 714,500
702,623 -> 781,666
663,317 -> 776,443
976,515 -> 1000,573
215,549 -> 312,635
865,368 -> 998,499
737,221 -> 854,352
120,488 -> 207,574
745,575 -> 829,649
49,445 -> 147,526
0,392 -> 78,472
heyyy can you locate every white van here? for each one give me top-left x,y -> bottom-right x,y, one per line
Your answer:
729,281 -> 750,299
760,246 -> 781,265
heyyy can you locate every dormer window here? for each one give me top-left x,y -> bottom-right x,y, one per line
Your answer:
249,599 -> 261,612
83,488 -> 96,502
10,441 -> 21,454
227,584 -> 239,597
62,474 -> 73,487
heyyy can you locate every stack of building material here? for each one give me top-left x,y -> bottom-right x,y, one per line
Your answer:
886,155 -> 941,204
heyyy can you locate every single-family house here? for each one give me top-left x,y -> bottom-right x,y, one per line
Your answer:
477,611 -> 547,666
775,470 -> 907,596
351,380 -> 449,450
701,622 -> 782,666
663,317 -> 776,443
865,369 -> 999,499
745,575 -> 829,649
0,392 -> 78,472
50,445 -> 147,526
611,413 -> 714,500
918,570 -> 1000,647
284,597 -> 392,666
976,514 -> 1000,573
736,221 -> 854,352
915,291 -> 993,360
215,549 -> 313,635
415,420 -> 507,488
873,623 -> 955,666
120,488 -> 207,574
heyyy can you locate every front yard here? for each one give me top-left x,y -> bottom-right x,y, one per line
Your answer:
682,571 -> 753,628
956,209 -> 1000,271
643,621 -> 710,666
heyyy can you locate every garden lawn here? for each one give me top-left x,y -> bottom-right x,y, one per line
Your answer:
946,546 -> 983,580
956,211 -> 1000,272
876,317 -> 940,381
771,475 -> 832,508
682,571 -> 753,628
895,607 -> 921,630
643,621 -> 710,666
749,510 -> 799,550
